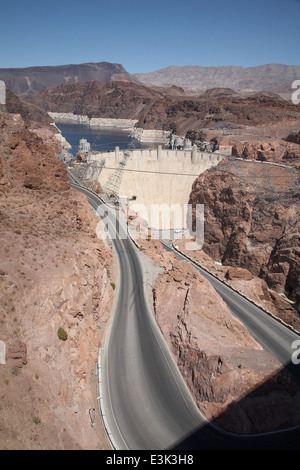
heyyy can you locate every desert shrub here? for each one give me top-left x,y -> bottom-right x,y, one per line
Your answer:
57,327 -> 68,341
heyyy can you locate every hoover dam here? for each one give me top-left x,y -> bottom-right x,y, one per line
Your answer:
80,145 -> 227,231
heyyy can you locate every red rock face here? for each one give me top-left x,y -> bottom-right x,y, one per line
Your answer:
25,80 -> 164,120
0,107 -> 113,449
25,81 -> 300,135
189,158 -> 300,308
7,340 -> 27,369
0,113 -> 69,192
5,87 -> 55,130
232,139 -> 300,168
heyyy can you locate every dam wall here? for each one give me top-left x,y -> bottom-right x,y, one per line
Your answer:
86,146 -> 226,230
88,146 -> 224,166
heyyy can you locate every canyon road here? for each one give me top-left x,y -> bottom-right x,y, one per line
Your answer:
68,175 -> 300,450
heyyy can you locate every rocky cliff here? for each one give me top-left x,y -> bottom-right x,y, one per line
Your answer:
25,80 -> 163,121
0,109 -> 114,449
231,138 -> 300,169
26,81 -> 300,138
135,91 -> 300,135
188,157 -> 300,325
3,86 -> 64,154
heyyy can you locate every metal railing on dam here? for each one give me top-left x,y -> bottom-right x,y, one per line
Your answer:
87,145 -> 226,167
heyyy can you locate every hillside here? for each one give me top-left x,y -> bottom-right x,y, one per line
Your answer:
25,80 -> 163,120
2,61 -> 300,100
0,96 -> 113,449
0,62 -> 140,96
134,64 -> 300,97
188,157 -> 300,324
26,80 -> 300,137
135,91 -> 300,135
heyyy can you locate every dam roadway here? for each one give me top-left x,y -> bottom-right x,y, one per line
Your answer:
68,174 -> 300,450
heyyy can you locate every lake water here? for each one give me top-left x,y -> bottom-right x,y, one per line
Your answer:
55,121 -> 156,156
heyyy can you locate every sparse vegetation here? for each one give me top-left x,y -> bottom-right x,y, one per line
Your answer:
32,416 -> 41,425
57,327 -> 68,341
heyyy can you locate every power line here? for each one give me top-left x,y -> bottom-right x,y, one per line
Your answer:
87,164 -> 204,177
81,159 -> 299,178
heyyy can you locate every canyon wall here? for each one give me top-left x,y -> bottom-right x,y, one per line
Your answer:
26,80 -> 300,139
187,157 -> 300,324
0,107 -> 114,449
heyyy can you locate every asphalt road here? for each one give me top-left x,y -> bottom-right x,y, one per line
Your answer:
162,242 -> 300,376
68,173 -> 300,450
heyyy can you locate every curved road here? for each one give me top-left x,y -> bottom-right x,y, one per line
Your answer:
68,173 -> 300,450
162,242 -> 300,379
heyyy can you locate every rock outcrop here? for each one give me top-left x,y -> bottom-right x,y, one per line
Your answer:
175,239 -> 300,332
284,130 -> 300,145
0,108 -> 114,449
188,157 -> 300,323
26,81 -> 300,137
232,138 -> 300,168
25,80 -> 164,121
4,87 -> 63,153
0,113 -> 68,191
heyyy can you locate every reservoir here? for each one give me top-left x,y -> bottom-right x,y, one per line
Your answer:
55,121 -> 155,156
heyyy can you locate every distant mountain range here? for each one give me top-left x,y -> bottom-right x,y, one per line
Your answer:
0,62 -> 140,96
134,64 -> 300,98
1,62 -> 300,99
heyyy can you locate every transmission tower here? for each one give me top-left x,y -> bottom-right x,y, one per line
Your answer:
73,163 -> 88,181
102,151 -> 131,198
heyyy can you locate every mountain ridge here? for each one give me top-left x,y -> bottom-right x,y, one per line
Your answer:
1,61 -> 300,99
0,61 -> 140,96
134,63 -> 300,98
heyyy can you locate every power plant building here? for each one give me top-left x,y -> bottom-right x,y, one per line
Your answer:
77,138 -> 91,162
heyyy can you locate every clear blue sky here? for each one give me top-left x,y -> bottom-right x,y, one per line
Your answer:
1,0 -> 300,73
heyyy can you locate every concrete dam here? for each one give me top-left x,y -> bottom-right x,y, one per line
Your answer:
81,145 -> 226,231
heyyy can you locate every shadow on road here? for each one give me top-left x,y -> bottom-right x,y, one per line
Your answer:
170,361 -> 300,450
